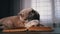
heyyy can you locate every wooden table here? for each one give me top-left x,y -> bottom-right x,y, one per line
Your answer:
1,27 -> 60,34
2,27 -> 53,32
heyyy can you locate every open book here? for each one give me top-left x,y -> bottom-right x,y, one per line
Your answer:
2,26 -> 54,32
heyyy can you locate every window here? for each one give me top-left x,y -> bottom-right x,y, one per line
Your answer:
55,0 -> 60,27
31,0 -> 53,26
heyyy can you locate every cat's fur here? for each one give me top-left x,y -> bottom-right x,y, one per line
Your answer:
0,8 -> 40,29
25,20 -> 39,28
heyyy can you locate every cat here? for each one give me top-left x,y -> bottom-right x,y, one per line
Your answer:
0,8 -> 43,29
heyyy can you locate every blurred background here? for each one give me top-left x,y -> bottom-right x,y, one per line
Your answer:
0,0 -> 60,28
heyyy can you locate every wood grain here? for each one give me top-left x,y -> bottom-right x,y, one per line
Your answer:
2,27 -> 54,32
2,27 -> 27,32
28,27 -> 54,32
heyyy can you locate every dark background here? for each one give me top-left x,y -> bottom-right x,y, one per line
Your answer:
0,0 -> 23,18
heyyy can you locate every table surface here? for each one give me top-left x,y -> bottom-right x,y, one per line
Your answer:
0,27 -> 60,34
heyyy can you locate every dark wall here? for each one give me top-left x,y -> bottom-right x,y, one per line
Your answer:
0,0 -> 20,18
0,0 -> 11,18
13,0 -> 20,15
